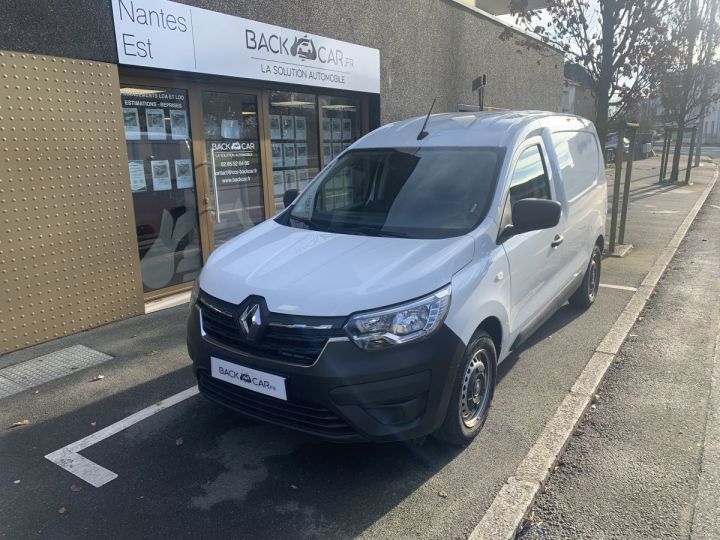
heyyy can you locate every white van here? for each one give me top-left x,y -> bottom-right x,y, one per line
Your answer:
187,111 -> 606,445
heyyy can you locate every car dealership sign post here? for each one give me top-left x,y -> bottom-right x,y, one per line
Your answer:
111,0 -> 381,93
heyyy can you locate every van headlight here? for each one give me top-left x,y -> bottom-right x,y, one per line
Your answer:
344,285 -> 451,350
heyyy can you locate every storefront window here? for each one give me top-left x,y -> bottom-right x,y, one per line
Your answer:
268,91 -> 320,212
202,92 -> 264,247
121,86 -> 203,293
319,95 -> 361,168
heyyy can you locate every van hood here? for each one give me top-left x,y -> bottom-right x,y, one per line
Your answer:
199,220 -> 475,316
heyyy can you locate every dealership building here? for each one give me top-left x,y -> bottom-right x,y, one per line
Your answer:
0,0 -> 562,354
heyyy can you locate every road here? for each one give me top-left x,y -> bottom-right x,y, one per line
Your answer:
653,144 -> 720,159
0,158 -> 715,539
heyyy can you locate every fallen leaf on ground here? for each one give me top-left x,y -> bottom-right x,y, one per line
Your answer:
13,480 -> 20,484
90,421 -> 97,427
10,419 -> 29,428
175,437 -> 184,446
148,350 -> 160,356
290,484 -> 298,490
438,490 -> 448,498
70,484 -> 82,493
91,374 -> 104,381
58,507 -> 66,514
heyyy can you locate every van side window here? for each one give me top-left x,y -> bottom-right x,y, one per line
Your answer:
553,131 -> 599,200
508,145 -> 551,205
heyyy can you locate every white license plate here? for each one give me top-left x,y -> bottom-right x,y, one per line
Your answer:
210,357 -> 287,401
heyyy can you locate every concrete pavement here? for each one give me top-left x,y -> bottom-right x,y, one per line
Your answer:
0,157 -> 716,539
519,163 -> 720,539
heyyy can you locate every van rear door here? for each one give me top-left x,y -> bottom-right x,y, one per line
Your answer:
549,130 -> 603,283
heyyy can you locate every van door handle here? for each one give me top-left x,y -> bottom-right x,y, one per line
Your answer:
551,234 -> 564,248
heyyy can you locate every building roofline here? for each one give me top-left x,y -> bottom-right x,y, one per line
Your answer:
443,0 -> 565,54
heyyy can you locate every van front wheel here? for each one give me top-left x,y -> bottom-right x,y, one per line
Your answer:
569,244 -> 602,309
435,331 -> 496,446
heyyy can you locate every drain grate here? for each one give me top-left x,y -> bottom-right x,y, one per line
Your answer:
0,345 -> 113,399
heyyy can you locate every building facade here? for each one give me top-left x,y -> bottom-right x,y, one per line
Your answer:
0,0 -> 564,354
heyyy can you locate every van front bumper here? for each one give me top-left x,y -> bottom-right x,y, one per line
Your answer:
187,305 -> 466,442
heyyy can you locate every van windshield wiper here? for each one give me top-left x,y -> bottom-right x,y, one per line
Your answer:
289,215 -> 326,232
340,226 -> 410,238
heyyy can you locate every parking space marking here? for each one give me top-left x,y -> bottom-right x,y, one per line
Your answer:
45,385 -> 199,487
599,283 -> 638,292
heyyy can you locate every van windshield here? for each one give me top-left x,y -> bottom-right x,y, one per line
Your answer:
280,147 -> 504,239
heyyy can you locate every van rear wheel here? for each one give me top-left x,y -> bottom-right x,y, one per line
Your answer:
435,331 -> 496,446
569,244 -> 602,309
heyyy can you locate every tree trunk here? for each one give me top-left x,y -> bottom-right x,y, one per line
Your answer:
596,0 -> 617,158
670,0 -> 699,182
670,125 -> 685,182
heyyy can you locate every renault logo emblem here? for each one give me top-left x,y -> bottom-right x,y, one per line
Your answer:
238,303 -> 262,340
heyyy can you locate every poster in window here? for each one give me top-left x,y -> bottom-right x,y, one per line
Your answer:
342,118 -> 353,141
271,142 -> 283,168
170,110 -> 189,140
294,116 -> 307,141
323,142 -> 333,164
221,119 -> 240,139
151,160 -> 172,191
269,115 -> 282,140
333,142 -> 343,158
281,116 -> 295,140
145,109 -> 166,140
273,170 -> 285,195
296,143 -> 308,167
285,168 -> 297,189
128,160 -> 147,192
123,108 -> 140,140
331,118 -> 342,141
322,118 -> 332,141
283,143 -> 296,167
175,159 -> 194,189
297,168 -> 309,190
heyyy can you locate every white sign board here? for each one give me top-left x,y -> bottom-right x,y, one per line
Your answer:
111,0 -> 381,93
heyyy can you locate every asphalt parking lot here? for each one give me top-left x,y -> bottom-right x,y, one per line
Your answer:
0,158 -> 714,539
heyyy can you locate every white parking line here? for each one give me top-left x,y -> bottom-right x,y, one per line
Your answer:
45,386 -> 199,487
599,283 -> 638,292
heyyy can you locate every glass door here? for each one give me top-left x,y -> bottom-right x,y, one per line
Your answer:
120,85 -> 203,294
200,91 -> 265,248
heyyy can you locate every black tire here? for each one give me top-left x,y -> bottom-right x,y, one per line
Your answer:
569,244 -> 602,309
435,331 -> 497,446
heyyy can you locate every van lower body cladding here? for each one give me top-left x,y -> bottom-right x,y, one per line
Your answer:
186,305 -> 467,442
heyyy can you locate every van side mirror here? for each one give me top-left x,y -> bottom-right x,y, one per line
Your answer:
500,198 -> 561,241
283,188 -> 299,208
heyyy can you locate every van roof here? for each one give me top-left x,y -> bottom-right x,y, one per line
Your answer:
352,111 -> 593,149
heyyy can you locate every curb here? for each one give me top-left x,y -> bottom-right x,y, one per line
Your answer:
469,163 -> 719,540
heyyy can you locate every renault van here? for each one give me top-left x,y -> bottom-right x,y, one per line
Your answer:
187,111 -> 606,445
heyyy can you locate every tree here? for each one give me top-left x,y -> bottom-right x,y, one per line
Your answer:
509,0 -> 670,148
661,0 -> 719,181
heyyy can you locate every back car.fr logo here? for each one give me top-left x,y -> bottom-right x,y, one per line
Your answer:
291,36 -> 317,60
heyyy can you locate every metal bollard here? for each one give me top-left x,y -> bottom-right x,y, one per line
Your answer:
609,126 -> 625,254
618,128 -> 637,245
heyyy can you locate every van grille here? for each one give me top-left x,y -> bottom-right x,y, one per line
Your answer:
198,291 -> 346,366
197,370 -> 356,438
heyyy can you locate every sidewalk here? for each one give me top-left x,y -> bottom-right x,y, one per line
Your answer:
520,165 -> 720,539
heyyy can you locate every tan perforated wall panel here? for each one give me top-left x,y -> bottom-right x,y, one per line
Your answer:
0,51 -> 144,354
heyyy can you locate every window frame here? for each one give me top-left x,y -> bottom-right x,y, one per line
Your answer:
498,138 -> 555,243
